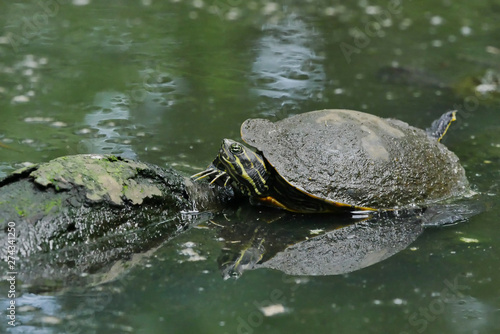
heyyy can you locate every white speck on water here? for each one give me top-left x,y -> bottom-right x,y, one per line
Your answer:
180,242 -> 206,261
430,16 -> 444,25
262,2 -> 278,15
393,298 -> 406,305
324,7 -> 337,16
76,128 -> 92,135
73,0 -> 91,6
193,0 -> 204,8
373,299 -> 382,305
22,55 -> 39,68
365,5 -> 381,15
293,277 -> 309,285
51,121 -> 68,128
24,117 -> 54,123
431,40 -> 443,47
41,316 -> 62,325
476,83 -> 497,94
179,247 -> 206,261
460,237 -> 479,243
260,304 -> 287,317
461,26 -> 472,36
382,18 -> 393,27
486,45 -> 500,55
399,18 -> 412,30
334,88 -> 344,95
12,95 -> 30,103
18,305 -> 38,312
23,68 -> 34,76
226,8 -> 241,21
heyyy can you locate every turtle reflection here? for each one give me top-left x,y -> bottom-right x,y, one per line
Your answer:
213,204 -> 479,279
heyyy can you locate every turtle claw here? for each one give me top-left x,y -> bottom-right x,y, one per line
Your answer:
191,167 -> 231,187
209,171 -> 227,184
191,168 -> 219,181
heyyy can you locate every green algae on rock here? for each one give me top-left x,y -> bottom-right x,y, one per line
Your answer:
0,154 -> 232,288
30,154 -> 166,205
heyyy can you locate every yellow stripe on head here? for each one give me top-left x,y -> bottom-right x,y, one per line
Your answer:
218,139 -> 269,196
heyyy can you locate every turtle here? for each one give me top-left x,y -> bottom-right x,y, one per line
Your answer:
193,109 -> 470,213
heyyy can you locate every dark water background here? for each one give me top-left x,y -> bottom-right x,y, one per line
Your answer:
1,1 -> 500,333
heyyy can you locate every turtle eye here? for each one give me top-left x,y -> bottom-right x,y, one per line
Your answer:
229,143 -> 243,154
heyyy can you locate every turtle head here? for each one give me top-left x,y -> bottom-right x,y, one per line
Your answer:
216,139 -> 269,196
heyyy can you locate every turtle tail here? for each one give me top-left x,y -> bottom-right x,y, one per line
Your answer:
426,110 -> 457,142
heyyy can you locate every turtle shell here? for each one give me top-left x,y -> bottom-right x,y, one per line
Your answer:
240,109 -> 470,209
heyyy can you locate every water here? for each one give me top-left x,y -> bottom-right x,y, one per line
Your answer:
1,1 -> 500,333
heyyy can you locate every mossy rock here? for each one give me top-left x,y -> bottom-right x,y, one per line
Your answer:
0,154 -> 231,289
